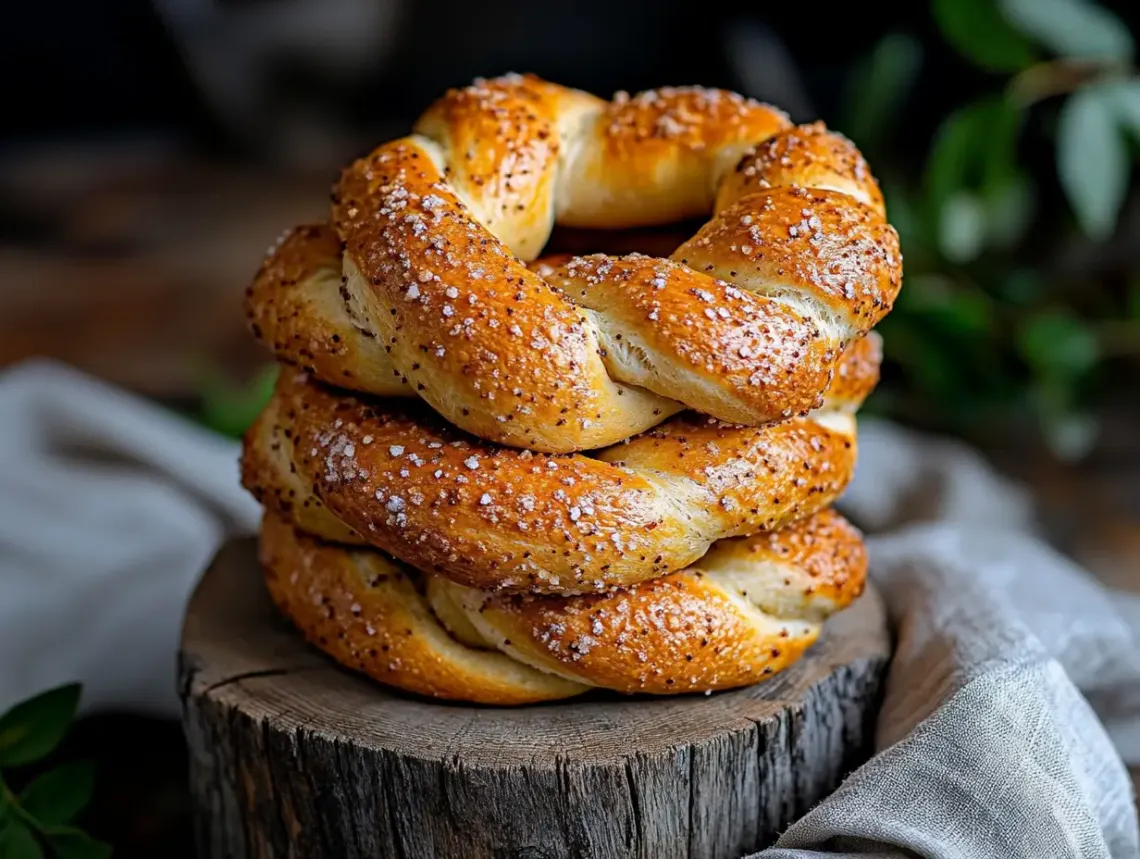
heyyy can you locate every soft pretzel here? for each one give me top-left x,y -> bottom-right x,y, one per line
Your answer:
241,334 -> 878,595
246,75 -> 901,453
259,507 -> 867,704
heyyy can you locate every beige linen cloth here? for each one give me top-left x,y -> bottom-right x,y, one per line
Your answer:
1,358 -> 1137,858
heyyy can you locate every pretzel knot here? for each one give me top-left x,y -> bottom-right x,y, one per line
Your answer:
260,508 -> 867,704
247,73 -> 901,453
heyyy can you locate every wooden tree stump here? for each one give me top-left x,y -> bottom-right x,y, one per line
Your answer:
180,538 -> 890,859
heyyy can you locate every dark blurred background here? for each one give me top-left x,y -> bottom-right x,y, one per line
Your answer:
2,1 -> 1140,855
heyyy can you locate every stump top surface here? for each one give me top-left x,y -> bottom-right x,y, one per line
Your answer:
181,538 -> 889,768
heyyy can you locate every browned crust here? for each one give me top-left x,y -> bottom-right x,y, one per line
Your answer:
452,508 -> 867,693
717,122 -> 886,216
244,224 -> 409,396
259,508 -> 866,700
674,187 -> 901,332
259,512 -> 586,705
240,398 -> 365,546
333,135 -> 670,453
562,86 -> 792,227
244,221 -> 880,429
241,350 -> 869,593
825,331 -> 882,411
540,253 -> 838,424
412,74 -> 579,261
240,75 -> 900,452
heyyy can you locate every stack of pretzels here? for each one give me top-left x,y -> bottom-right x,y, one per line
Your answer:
239,74 -> 902,705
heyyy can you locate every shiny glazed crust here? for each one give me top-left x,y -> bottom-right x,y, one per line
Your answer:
244,74 -> 900,452
240,336 -> 877,595
259,507 -> 867,704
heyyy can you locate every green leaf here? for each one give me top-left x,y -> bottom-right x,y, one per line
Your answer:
1046,410 -> 1099,459
926,99 -> 1022,211
1000,0 -> 1133,62
933,0 -> 1037,72
902,274 -> 996,338
926,104 -> 989,220
1031,378 -> 1099,460
879,318 -> 968,402
924,97 -> 1025,254
0,821 -> 44,859
199,363 -> 279,440
939,192 -> 988,262
982,174 -> 1034,247
980,98 -> 1025,190
1099,79 -> 1140,140
42,828 -> 111,859
881,181 -> 926,252
1017,311 -> 1100,378
1128,278 -> 1140,319
19,762 -> 95,826
0,781 -> 9,820
935,293 -> 996,337
1057,86 -> 1130,240
999,268 -> 1045,305
844,33 -> 923,152
0,685 -> 80,768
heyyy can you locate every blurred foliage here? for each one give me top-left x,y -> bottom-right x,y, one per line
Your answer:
196,362 -> 278,440
0,685 -> 110,858
847,0 -> 1140,458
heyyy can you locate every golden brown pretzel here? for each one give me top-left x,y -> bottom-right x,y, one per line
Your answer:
259,507 -> 867,704
241,334 -> 878,595
246,75 -> 901,453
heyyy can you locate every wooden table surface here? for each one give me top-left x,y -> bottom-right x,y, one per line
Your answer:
2,144 -> 1138,851
0,143 -> 331,396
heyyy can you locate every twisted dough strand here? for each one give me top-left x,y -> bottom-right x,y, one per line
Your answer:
241,335 -> 877,594
259,507 -> 867,704
246,75 -> 900,452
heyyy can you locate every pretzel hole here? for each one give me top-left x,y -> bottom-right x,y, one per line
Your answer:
542,221 -> 703,260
